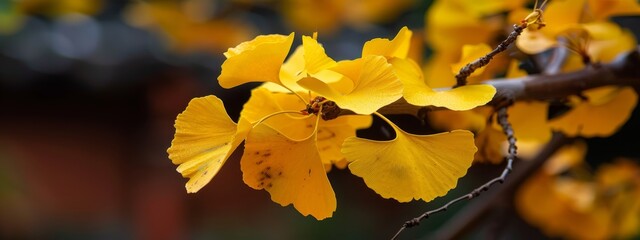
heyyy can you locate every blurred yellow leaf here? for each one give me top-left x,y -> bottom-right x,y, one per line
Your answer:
125,2 -> 254,53
583,22 -> 637,62
586,0 -> 640,21
474,123 -> 506,164
505,101 -> 552,142
517,147 -> 640,239
426,0 -> 500,53
19,0 -> 103,16
428,108 -> 491,132
450,43 -> 492,77
549,87 -> 638,137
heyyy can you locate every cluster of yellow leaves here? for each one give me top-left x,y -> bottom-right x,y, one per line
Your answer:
517,142 -> 640,239
124,1 -> 256,53
425,0 -> 639,164
18,0 -> 103,17
509,0 -> 639,146
168,27 -> 497,219
422,0 -> 526,142
280,0 -> 415,33
0,0 -> 103,34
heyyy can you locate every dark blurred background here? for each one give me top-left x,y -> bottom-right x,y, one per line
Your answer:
0,0 -> 639,239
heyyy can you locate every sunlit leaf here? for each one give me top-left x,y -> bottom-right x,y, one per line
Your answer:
303,35 -> 337,74
168,96 -> 250,193
241,88 -> 371,170
298,55 -> 403,115
344,115 -> 476,202
219,33 -> 294,88
240,123 -> 336,220
362,26 -> 412,59
392,58 -> 495,111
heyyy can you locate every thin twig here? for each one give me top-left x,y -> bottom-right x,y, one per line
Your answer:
390,106 -> 517,240
367,47 -> 640,117
431,133 -> 569,240
453,23 -> 526,88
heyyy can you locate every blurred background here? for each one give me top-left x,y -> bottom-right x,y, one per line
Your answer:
0,0 -> 639,239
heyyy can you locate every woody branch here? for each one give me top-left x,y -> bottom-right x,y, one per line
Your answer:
376,46 -> 640,116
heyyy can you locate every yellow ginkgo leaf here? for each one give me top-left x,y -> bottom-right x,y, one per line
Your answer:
263,38 -> 346,93
301,36 -> 354,93
459,0 -> 526,16
474,123 -> 507,164
450,43 -> 492,76
517,173 -> 611,240
298,55 -> 403,115
516,29 -> 558,54
263,45 -> 308,93
302,35 -> 337,74
426,0 -> 499,53
504,101 -> 552,142
344,114 -> 476,202
241,88 -> 372,168
506,59 -> 528,78
280,0 -> 344,33
316,115 -> 372,168
391,58 -> 495,111
516,141 -> 612,240
515,0 -> 587,54
218,33 -> 294,88
168,95 -> 251,193
423,53 -> 458,88
583,22 -> 637,63
544,140 -> 587,175
587,0 -> 640,21
362,26 -> 412,59
240,123 -> 336,220
549,87 -> 638,137
241,88 -> 312,139
541,0 -> 585,36
595,160 -> 640,238
428,109 -> 489,132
